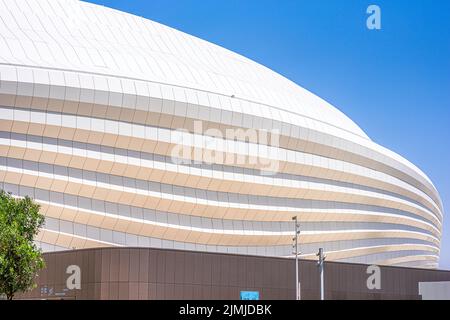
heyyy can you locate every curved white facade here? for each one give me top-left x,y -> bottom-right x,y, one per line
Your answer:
0,0 -> 443,268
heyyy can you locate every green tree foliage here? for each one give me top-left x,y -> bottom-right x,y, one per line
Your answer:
0,190 -> 45,300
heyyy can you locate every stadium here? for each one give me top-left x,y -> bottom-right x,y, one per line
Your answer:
0,0 -> 443,271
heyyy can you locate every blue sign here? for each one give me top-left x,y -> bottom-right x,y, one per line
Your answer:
240,291 -> 260,300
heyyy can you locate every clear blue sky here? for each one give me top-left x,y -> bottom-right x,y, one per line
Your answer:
85,0 -> 450,269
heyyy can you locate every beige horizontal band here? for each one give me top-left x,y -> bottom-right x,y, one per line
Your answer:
0,97 -> 441,214
34,201 -> 440,247
298,243 -> 438,261
0,168 -> 441,233
35,228 -> 438,265
0,138 -> 440,219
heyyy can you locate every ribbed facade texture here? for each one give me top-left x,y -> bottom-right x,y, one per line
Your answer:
0,0 -> 443,268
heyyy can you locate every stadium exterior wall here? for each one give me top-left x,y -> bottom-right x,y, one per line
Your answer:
0,0 -> 444,268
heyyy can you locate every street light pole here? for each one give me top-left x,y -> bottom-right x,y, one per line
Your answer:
317,248 -> 326,300
292,216 -> 300,300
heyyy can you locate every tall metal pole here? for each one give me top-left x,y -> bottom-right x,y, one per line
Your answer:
292,216 -> 300,300
317,248 -> 325,300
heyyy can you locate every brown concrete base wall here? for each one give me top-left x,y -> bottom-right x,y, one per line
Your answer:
17,247 -> 450,300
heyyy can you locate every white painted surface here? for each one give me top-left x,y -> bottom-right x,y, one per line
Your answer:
419,282 -> 450,300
